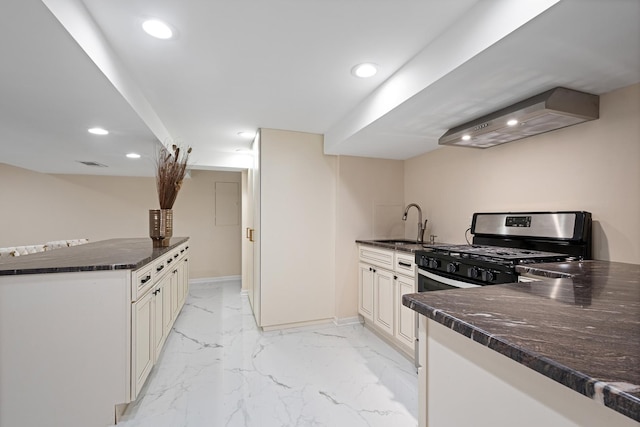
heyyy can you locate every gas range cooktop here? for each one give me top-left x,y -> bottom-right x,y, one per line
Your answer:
422,244 -> 570,263
416,211 -> 591,286
416,244 -> 574,285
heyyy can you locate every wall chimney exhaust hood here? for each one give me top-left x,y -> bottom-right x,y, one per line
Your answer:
439,87 -> 599,148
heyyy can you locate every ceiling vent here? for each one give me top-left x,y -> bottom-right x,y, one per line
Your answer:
77,161 -> 108,167
439,87 -> 599,149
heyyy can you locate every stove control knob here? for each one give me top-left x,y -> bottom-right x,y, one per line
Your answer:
429,258 -> 441,269
446,262 -> 459,273
469,267 -> 480,279
485,270 -> 496,282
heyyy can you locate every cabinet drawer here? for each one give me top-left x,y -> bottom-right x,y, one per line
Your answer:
165,248 -> 180,269
177,243 -> 189,259
153,254 -> 170,279
132,264 -> 154,302
359,245 -> 394,270
395,252 -> 415,278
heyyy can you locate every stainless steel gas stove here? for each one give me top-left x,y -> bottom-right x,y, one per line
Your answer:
415,211 -> 592,291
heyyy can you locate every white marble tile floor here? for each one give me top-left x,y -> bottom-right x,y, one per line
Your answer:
114,279 -> 418,427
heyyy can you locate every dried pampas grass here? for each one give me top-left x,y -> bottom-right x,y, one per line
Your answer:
155,144 -> 192,209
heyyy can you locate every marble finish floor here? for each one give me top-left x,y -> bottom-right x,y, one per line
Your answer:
114,280 -> 418,427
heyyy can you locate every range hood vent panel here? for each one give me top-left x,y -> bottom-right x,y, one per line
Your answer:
439,87 -> 599,148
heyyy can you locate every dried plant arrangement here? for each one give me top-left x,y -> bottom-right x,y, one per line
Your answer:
155,144 -> 192,209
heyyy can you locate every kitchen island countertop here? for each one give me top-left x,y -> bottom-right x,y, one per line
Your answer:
0,237 -> 189,276
403,260 -> 640,422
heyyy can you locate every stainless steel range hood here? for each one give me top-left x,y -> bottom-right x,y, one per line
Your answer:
439,87 -> 599,148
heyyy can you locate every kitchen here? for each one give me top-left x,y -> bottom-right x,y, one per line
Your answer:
1,0 -> 639,426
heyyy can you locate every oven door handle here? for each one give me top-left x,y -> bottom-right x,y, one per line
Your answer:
418,269 -> 481,289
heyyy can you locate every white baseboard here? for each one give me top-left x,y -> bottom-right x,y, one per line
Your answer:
189,275 -> 241,285
240,289 -> 249,296
333,316 -> 362,326
261,318 -> 334,332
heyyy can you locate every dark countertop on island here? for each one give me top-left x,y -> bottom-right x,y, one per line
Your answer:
403,260 -> 640,422
0,237 -> 189,276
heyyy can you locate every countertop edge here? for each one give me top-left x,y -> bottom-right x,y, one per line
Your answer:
403,293 -> 640,422
356,239 -> 423,253
0,237 -> 189,276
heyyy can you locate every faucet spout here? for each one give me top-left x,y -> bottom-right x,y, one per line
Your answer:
402,203 -> 426,243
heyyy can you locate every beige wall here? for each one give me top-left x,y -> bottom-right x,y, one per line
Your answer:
335,156 -> 404,320
0,164 -> 242,278
259,129 -> 337,328
405,83 -> 640,264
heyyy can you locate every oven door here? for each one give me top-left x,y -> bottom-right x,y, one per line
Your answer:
413,269 -> 481,372
418,268 -> 481,291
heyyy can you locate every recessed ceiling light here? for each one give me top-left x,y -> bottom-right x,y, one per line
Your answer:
142,19 -> 173,39
351,63 -> 378,78
77,160 -> 107,167
126,153 -> 141,159
461,134 -> 471,141
507,119 -> 519,126
237,131 -> 256,139
88,127 -> 109,135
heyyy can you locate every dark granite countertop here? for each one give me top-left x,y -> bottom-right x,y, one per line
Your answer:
0,237 -> 189,276
356,239 -> 431,253
403,260 -> 640,422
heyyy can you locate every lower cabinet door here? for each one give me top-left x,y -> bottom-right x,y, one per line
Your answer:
152,284 -> 165,361
171,268 -> 180,321
177,260 -> 186,307
395,274 -> 416,350
162,273 -> 173,339
373,268 -> 395,335
182,257 -> 189,301
132,289 -> 154,399
358,263 -> 375,320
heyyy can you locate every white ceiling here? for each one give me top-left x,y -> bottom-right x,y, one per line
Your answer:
1,0 -> 639,176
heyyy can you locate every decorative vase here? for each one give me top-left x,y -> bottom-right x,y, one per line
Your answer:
149,209 -> 173,247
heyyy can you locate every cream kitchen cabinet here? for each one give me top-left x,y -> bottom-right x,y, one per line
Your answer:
358,245 -> 396,336
0,238 -> 190,427
358,244 -> 416,359
358,262 -> 375,321
131,242 -> 190,400
359,258 -> 396,336
131,284 -> 155,397
373,267 -> 395,335
394,252 -> 416,353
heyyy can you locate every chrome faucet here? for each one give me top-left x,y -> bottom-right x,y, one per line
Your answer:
402,203 -> 427,243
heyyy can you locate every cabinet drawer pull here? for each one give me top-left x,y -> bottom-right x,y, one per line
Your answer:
174,254 -> 179,259
173,269 -> 178,274
398,261 -> 412,267
156,265 -> 164,272
167,258 -> 173,264
180,249 -> 185,253
140,275 -> 151,285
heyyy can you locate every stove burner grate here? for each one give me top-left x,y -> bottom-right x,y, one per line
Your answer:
425,244 -> 568,262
